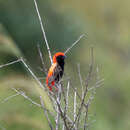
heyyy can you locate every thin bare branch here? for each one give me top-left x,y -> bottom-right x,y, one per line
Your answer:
13,88 -> 53,113
65,81 -> 70,116
20,58 -> 45,90
71,83 -> 88,110
71,47 -> 94,129
37,44 -> 48,75
0,58 -> 45,91
88,79 -> 104,91
0,58 -> 45,90
64,34 -> 85,55
83,92 -> 95,130
50,92 -> 73,125
73,90 -> 77,130
40,96 -> 53,130
1,93 -> 20,104
48,93 -> 58,113
33,0 -> 53,64
60,84 -> 67,118
84,110 -> 88,130
0,59 -> 21,69
12,88 -> 41,107
55,85 -> 62,130
55,96 -> 69,130
77,64 -> 84,99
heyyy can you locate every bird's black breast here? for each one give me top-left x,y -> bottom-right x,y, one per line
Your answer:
54,64 -> 64,83
54,55 -> 65,83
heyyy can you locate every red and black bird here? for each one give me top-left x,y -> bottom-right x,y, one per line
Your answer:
46,52 -> 66,91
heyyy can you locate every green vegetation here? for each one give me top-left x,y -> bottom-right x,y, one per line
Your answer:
0,0 -> 130,129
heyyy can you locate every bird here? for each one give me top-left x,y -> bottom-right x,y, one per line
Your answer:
46,52 -> 66,91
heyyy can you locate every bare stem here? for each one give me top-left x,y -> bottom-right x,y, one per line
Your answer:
64,34 -> 85,55
55,85 -> 61,130
20,58 -> 45,90
40,96 -> 53,130
65,81 -> 70,115
77,64 -> 84,99
55,96 -> 69,130
1,93 -> 20,103
12,88 -> 41,107
71,47 -> 94,129
0,59 -> 21,69
37,44 -> 48,75
33,0 -> 53,64
73,90 -> 77,130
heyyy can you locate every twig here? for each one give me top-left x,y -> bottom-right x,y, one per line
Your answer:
83,91 -> 94,130
12,88 -> 54,116
37,44 -> 48,75
0,58 -> 56,118
33,0 -> 53,64
1,93 -> 20,104
12,88 -> 41,107
48,93 -> 58,113
65,81 -> 70,116
55,96 -> 69,130
71,84 -> 88,110
60,84 -> 67,118
55,85 -> 61,130
71,47 -> 94,129
20,58 -> 45,90
77,64 -> 84,99
49,92 -> 73,125
64,34 -> 85,55
88,79 -> 104,91
40,96 -> 53,130
0,58 -> 45,90
77,47 -> 94,129
84,110 -> 88,130
73,90 -> 77,130
0,59 -> 21,69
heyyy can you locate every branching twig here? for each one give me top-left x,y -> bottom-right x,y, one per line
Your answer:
12,88 -> 54,116
55,96 -> 69,130
12,88 -> 41,107
88,78 -> 104,91
0,58 -> 45,90
71,47 -> 94,129
20,58 -> 45,90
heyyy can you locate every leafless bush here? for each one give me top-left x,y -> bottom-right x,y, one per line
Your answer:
0,0 -> 103,129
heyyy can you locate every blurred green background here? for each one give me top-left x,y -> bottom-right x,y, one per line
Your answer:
0,0 -> 130,129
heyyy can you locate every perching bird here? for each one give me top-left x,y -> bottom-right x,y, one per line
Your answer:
46,52 -> 66,91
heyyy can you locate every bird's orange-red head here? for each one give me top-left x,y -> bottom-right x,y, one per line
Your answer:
53,52 -> 65,63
